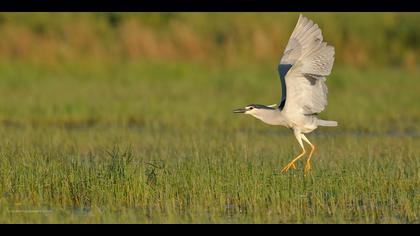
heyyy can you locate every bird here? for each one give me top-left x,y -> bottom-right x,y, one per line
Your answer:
233,14 -> 337,176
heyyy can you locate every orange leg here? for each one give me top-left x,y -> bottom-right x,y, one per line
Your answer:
282,132 -> 306,173
304,144 -> 315,176
281,149 -> 306,173
301,134 -> 315,177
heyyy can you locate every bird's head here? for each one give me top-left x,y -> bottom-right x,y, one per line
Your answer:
233,104 -> 276,116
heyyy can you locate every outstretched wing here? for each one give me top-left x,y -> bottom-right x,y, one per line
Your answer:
277,14 -> 335,116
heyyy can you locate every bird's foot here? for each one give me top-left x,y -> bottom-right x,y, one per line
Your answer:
281,161 -> 297,173
304,160 -> 311,176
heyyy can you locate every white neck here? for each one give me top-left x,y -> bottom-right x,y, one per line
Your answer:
248,109 -> 286,126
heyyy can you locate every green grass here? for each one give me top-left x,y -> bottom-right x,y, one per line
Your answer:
0,61 -> 418,223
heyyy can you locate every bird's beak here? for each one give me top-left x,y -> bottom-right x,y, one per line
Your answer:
233,108 -> 247,113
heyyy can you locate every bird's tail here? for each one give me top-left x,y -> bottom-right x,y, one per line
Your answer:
317,119 -> 338,127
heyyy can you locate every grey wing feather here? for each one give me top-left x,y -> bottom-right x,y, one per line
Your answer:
277,14 -> 335,115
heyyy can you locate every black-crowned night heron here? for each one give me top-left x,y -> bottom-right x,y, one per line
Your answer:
234,14 -> 337,176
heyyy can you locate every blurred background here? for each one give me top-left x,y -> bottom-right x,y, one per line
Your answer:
0,12 -> 418,133
0,13 -> 418,223
0,12 -> 419,68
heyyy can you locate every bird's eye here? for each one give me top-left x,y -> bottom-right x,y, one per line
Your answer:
249,107 -> 254,110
